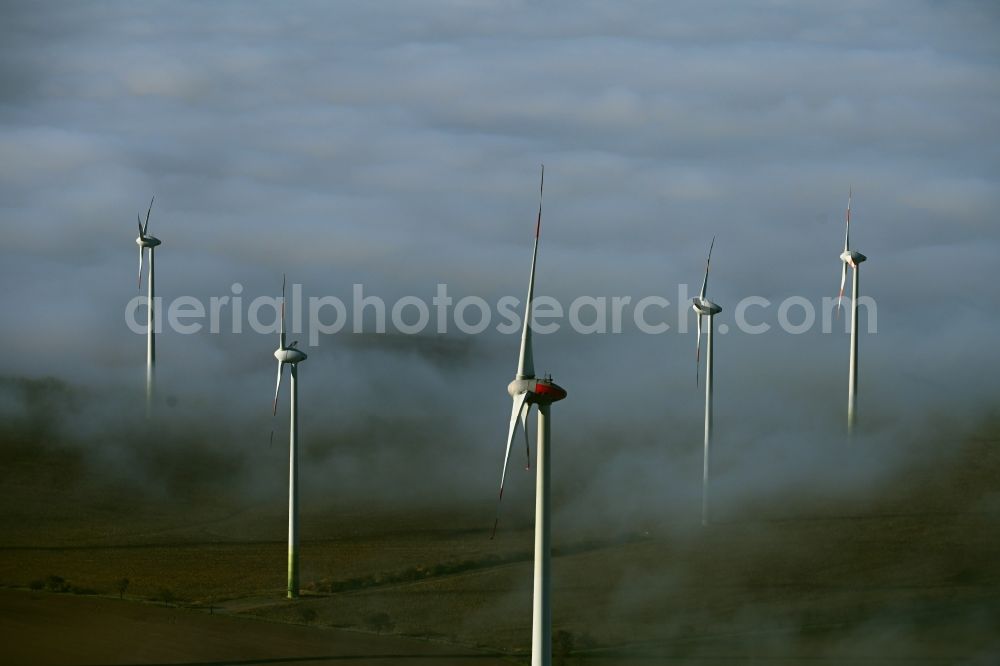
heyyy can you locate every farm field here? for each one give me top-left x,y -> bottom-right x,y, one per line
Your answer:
2,424 -> 999,664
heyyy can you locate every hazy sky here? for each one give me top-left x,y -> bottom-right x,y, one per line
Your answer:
1,1 -> 998,517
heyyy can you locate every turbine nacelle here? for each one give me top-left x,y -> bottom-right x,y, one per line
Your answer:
531,377 -> 567,404
507,376 -> 567,405
136,235 -> 161,248
274,345 -> 307,364
840,249 -> 866,267
692,297 -> 722,316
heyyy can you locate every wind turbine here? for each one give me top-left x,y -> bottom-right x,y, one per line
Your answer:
271,274 -> 308,599
492,166 -> 567,666
837,190 -> 866,436
692,237 -> 721,526
135,197 -> 159,417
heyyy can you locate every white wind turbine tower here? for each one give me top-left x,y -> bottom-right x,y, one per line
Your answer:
492,166 -> 567,666
692,237 -> 721,526
837,190 -> 866,436
271,275 -> 308,598
135,197 -> 160,417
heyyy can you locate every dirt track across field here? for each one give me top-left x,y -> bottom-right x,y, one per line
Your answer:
0,589 -> 512,666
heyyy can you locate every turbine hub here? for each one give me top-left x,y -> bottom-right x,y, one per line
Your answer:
136,236 -> 161,248
508,377 -> 534,397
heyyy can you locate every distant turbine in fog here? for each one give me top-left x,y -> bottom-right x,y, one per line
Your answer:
837,190 -> 867,436
491,166 -> 567,666
271,275 -> 308,599
692,237 -> 721,526
135,197 -> 159,417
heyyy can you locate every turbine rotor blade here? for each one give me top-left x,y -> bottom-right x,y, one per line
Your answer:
279,273 -> 287,347
520,403 -> 532,470
499,393 -> 530,496
696,312 -> 702,387
844,188 -> 852,253
492,392 -> 530,539
699,236 -> 715,300
837,262 -> 847,315
137,213 -> 143,238
516,166 -> 544,380
272,360 -> 285,416
535,164 -> 544,238
138,247 -> 144,292
836,190 -> 851,317
143,196 -> 154,235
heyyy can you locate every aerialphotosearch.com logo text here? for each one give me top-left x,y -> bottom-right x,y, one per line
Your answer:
125,283 -> 877,346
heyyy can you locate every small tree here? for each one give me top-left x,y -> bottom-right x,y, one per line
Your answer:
157,588 -> 175,607
364,611 -> 394,635
116,578 -> 130,599
44,575 -> 68,592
